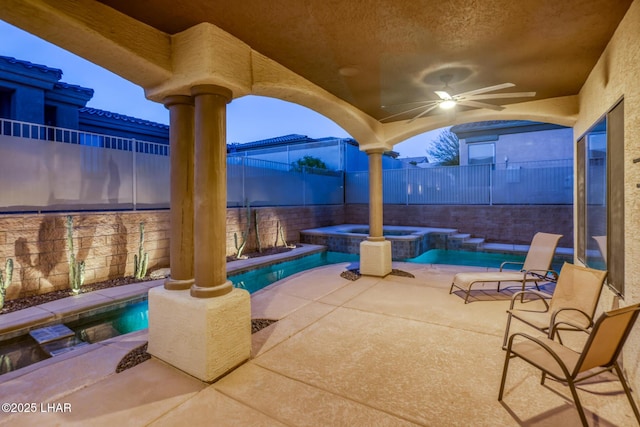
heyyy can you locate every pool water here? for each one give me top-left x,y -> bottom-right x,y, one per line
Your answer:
230,251 -> 357,293
405,249 -> 525,269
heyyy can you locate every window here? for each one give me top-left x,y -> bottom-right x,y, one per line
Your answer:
577,99 -> 624,296
0,88 -> 13,119
468,142 -> 495,164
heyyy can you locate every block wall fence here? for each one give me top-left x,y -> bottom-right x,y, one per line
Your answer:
345,204 -> 574,248
0,204 -> 572,301
0,205 -> 346,301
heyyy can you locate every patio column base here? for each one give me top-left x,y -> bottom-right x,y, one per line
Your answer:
359,239 -> 392,277
147,286 -> 251,382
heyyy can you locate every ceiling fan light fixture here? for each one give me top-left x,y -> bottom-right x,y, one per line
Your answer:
439,99 -> 457,109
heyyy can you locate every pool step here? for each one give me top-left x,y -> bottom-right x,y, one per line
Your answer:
461,237 -> 486,251
29,324 -> 89,357
448,233 -> 485,251
29,324 -> 75,345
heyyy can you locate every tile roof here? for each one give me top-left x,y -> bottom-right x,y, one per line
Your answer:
54,82 -> 94,97
0,55 -> 62,79
79,107 -> 169,130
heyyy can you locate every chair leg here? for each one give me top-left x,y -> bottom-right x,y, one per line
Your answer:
498,350 -> 512,401
497,281 -> 501,292
502,312 -> 513,349
567,379 -> 589,427
449,282 -> 455,294
534,280 -> 541,291
614,363 -> 640,424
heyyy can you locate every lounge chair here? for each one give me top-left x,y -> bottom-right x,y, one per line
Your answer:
449,232 -> 562,303
502,262 -> 607,348
499,303 -> 640,426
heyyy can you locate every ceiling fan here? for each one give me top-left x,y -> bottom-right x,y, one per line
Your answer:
381,75 -> 536,123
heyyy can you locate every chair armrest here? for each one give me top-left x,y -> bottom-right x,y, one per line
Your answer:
524,269 -> 559,282
549,309 -> 592,339
506,332 -> 573,378
500,261 -> 524,272
509,290 -> 551,310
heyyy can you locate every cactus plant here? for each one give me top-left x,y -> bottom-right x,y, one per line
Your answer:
66,215 -> 85,295
276,220 -> 290,248
255,210 -> 262,253
134,222 -> 149,279
0,258 -> 13,311
234,202 -> 251,259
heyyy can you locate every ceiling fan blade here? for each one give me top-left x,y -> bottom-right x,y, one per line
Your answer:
456,100 -> 505,111
434,90 -> 452,100
382,100 -> 438,109
454,83 -> 515,98
465,92 -> 536,101
407,104 -> 441,123
380,102 -> 439,122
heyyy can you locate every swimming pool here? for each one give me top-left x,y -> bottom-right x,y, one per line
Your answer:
0,248 -> 558,375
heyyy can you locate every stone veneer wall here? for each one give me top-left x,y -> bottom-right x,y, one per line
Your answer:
345,204 -> 574,248
0,205 -> 345,301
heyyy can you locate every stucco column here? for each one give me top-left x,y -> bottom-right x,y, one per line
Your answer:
367,148 -> 385,241
190,84 -> 233,298
163,95 -> 195,290
148,86 -> 251,380
360,148 -> 392,276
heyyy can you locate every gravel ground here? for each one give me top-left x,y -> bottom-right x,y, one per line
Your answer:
1,276 -> 148,315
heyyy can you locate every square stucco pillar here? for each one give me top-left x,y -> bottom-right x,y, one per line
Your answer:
360,239 -> 392,276
147,286 -> 251,382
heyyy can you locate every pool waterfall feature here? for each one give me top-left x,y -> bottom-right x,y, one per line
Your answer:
301,224 -> 467,259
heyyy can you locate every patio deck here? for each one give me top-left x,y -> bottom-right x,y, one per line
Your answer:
0,262 -> 637,426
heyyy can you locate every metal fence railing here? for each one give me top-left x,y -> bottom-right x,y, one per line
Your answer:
0,118 -> 574,212
0,118 -> 344,212
346,159 -> 573,205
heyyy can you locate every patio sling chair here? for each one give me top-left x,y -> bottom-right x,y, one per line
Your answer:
502,262 -> 607,348
499,303 -> 640,426
449,232 -> 562,304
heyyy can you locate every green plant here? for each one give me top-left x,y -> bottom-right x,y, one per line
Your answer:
66,215 -> 85,295
234,202 -> 251,259
0,258 -> 13,310
134,222 -> 149,279
291,155 -> 328,171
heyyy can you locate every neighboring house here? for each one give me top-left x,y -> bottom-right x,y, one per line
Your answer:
0,55 -> 169,144
450,120 -> 573,166
228,133 -> 404,171
397,156 -> 430,168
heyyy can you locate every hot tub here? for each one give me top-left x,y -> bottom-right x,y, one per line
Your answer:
300,224 -> 457,259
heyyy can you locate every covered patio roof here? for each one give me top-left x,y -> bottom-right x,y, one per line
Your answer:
0,0 -> 633,148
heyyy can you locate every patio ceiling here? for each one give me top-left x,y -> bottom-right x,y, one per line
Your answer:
96,0 -> 633,123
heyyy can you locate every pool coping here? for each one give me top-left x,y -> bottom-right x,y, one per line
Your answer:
0,244 -> 327,341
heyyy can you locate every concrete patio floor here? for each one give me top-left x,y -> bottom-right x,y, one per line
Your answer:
1,262 -> 638,426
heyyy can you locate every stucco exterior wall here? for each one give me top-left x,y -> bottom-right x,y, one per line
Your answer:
460,127 -> 574,166
575,0 -> 640,392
